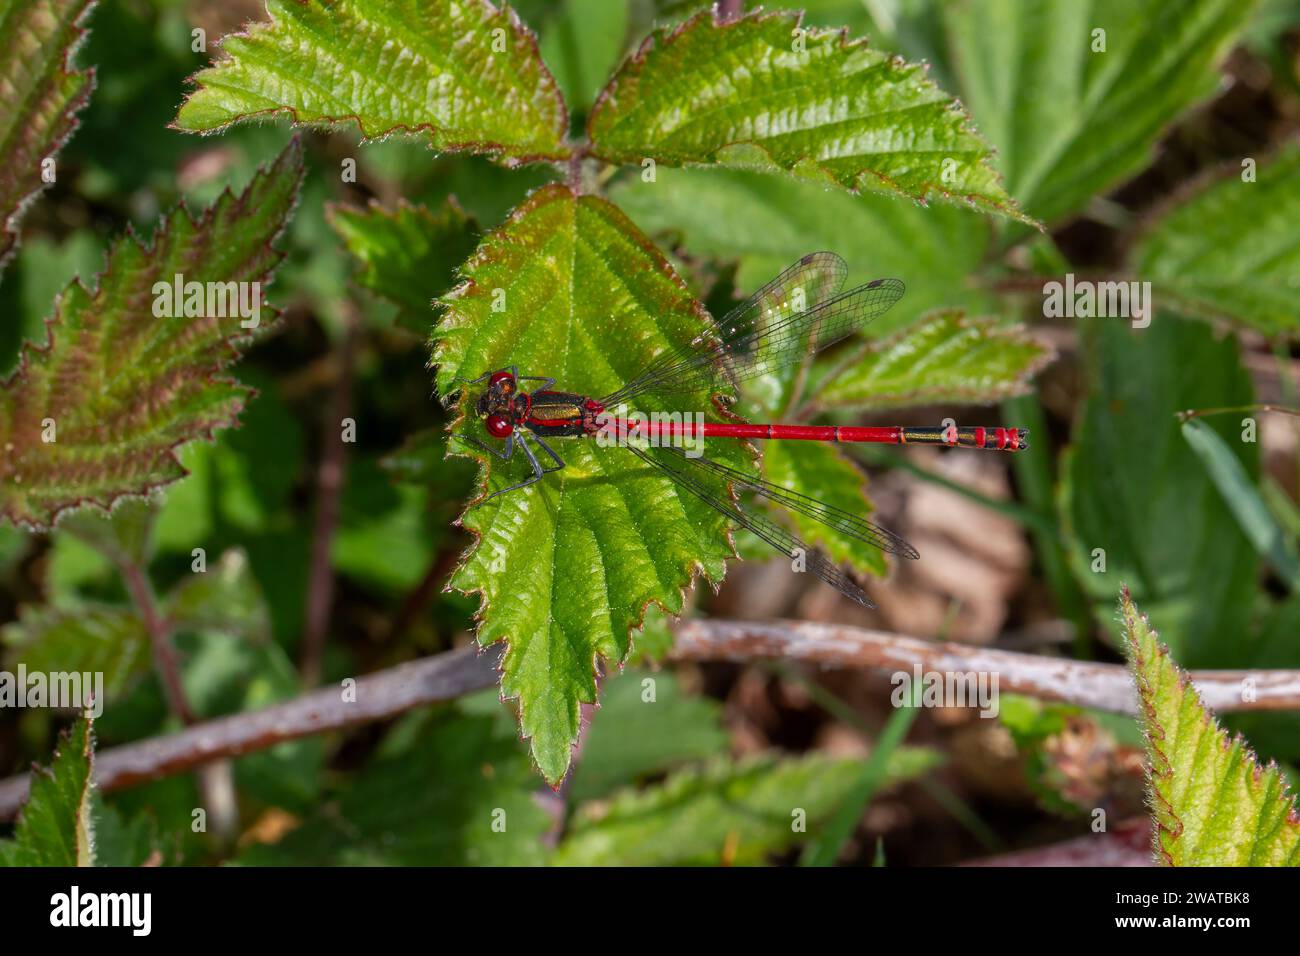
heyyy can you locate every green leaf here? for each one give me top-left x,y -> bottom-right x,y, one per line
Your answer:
762,441 -> 885,578
0,0 -> 95,270
237,708 -> 551,865
327,198 -> 479,336
0,712 -> 96,866
380,426 -> 477,491
611,167 -> 996,338
433,183 -> 747,784
815,309 -> 1054,411
1131,147 -> 1300,334
91,796 -> 159,867
1058,319 -> 1259,664
1121,588 -> 1300,866
0,139 -> 303,530
58,497 -> 156,568
174,0 -> 570,165
333,457 -> 437,593
1181,418 -> 1300,590
569,668 -> 728,803
165,548 -> 272,643
554,748 -> 940,866
539,0 -> 631,115
944,0 -> 1255,223
588,10 -> 1033,225
2,603 -> 149,699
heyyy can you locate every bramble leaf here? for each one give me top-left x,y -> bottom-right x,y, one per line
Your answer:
3,604 -> 148,700
762,441 -> 885,578
569,667 -> 728,803
327,198 -> 479,336
1059,319 -> 1258,664
612,167 -> 996,338
553,747 -> 941,866
0,0 -> 95,271
433,183 -> 748,784
237,707 -> 550,865
1121,588 -> 1300,866
175,0 -> 570,165
815,309 -> 1054,411
1132,146 -> 1300,335
0,139 -> 303,529
589,10 -> 1034,225
0,712 -> 95,866
165,548 -> 271,643
944,0 -> 1254,223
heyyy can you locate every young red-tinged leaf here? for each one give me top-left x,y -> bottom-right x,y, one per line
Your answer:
0,712 -> 95,866
174,0 -> 570,166
0,0 -> 95,270
1121,588 -> 1300,866
328,198 -> 479,336
433,184 -> 749,785
0,139 -> 304,529
588,10 -> 1035,226
814,310 -> 1054,412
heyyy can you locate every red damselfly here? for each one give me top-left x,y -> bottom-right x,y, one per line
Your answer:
453,252 -> 1028,608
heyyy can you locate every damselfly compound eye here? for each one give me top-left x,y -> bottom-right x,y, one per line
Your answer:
489,370 -> 515,387
484,413 -> 512,438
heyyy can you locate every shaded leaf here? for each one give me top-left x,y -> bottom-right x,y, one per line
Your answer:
0,139 -> 303,529
58,497 -> 156,568
944,0 -> 1254,222
570,668 -> 728,803
1058,319 -> 1258,664
816,309 -> 1054,411
589,10 -> 1033,225
0,0 -> 95,270
612,167 -> 995,338
554,748 -> 940,866
1132,147 -> 1300,334
327,198 -> 479,336
1182,418 -> 1300,589
0,712 -> 95,866
539,0 -> 632,115
1121,588 -> 1300,866
175,0 -> 570,165
762,441 -> 885,578
433,183 -> 747,784
236,708 -> 550,865
165,548 -> 272,643
2,603 -> 149,700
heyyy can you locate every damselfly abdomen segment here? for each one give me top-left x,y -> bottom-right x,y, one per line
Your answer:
452,253 -> 1030,608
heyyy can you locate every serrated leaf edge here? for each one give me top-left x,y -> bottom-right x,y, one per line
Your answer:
429,182 -> 742,784
0,138 -> 305,531
0,0 -> 98,271
1120,585 -> 1300,866
171,0 -> 573,167
822,308 -> 1058,410
587,8 -> 1040,229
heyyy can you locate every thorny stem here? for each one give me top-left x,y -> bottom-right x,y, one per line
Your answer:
299,306 -> 361,688
3,620 -> 1300,819
119,560 -> 194,725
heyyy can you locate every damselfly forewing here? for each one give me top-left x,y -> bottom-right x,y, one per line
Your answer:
451,252 -> 1028,608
